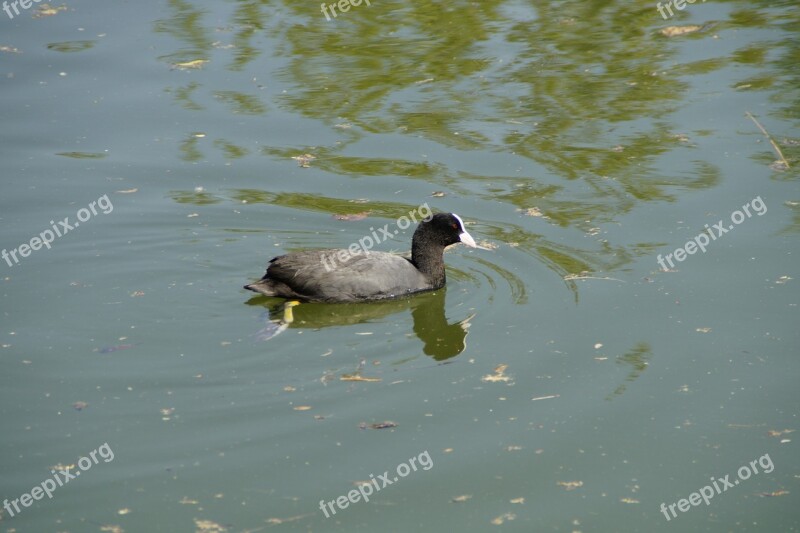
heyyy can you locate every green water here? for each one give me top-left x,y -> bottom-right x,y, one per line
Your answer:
1,0 -> 798,531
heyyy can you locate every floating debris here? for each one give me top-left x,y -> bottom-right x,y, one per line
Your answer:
337,359 -> 375,382
476,240 -> 498,250
758,490 -> 790,497
490,512 -> 516,525
359,421 -> 398,430
116,188 -> 138,194
293,405 -> 312,411
451,494 -> 472,503
746,111 -> 791,170
171,59 -> 208,70
33,4 -> 67,18
660,25 -> 703,37
519,206 -> 548,218
265,514 -> 309,525
510,497 -> 525,504
768,429 -> 794,437
193,518 -> 226,532
211,41 -> 235,50
340,374 -> 382,382
557,480 -> 583,491
482,364 -> 511,383
72,401 -> 88,411
333,212 -> 369,221
620,498 -> 640,504
564,273 -> 625,282
531,394 -> 560,401
291,153 -> 316,168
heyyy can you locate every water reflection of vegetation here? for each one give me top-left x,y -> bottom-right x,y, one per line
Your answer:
155,0 -> 798,282
212,91 -> 266,116
607,342 -> 652,400
46,40 -> 96,53
214,139 -> 250,159
153,0 -> 212,65
170,189 -> 222,205
169,82 -> 204,111
228,189 -> 433,219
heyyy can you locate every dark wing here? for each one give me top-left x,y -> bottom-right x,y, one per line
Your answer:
266,250 -> 429,301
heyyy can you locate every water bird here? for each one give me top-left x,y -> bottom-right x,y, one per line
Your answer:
244,213 -> 477,303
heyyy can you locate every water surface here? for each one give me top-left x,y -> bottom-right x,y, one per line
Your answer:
1,0 -> 798,531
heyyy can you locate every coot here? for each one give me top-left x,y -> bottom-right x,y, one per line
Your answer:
244,213 -> 477,302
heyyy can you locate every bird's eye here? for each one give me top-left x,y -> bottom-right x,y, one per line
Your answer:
452,224 -> 458,229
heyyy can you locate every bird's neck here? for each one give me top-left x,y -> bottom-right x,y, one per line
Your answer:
411,243 -> 447,288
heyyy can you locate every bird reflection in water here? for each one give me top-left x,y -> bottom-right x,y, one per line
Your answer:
247,289 -> 473,360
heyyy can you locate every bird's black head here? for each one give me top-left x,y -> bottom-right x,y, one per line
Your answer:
414,212 -> 477,249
